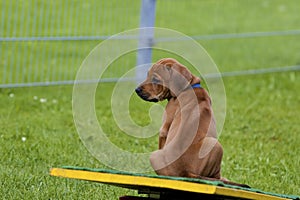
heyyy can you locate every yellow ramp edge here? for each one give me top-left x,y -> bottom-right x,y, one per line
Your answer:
50,168 -> 291,200
215,187 -> 289,200
50,168 -> 216,194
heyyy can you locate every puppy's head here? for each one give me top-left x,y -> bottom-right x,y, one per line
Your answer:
135,58 -> 200,102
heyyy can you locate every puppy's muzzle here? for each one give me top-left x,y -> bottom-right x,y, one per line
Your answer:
135,87 -> 158,102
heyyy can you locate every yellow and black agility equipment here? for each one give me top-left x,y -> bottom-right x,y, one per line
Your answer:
50,166 -> 299,200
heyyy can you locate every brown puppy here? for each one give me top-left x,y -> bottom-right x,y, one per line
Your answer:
136,58 -> 249,187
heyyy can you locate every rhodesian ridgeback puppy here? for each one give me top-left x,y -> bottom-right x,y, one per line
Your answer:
135,58 -> 249,187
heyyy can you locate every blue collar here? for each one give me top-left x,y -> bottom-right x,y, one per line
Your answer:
191,83 -> 201,88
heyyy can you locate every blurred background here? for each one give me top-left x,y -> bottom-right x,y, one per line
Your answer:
1,0 -> 300,87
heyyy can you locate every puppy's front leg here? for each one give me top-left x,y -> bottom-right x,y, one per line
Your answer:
159,127 -> 168,149
158,105 -> 170,149
159,99 -> 177,149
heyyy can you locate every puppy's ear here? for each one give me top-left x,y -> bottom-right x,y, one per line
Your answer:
171,61 -> 202,86
168,63 -> 193,96
190,74 -> 201,85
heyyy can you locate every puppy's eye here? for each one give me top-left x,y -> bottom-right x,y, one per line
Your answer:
152,77 -> 160,84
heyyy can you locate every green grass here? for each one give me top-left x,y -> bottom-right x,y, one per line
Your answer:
1,72 -> 299,199
0,85 -> 138,199
1,0 -> 300,199
221,72 -> 300,193
156,0 -> 300,35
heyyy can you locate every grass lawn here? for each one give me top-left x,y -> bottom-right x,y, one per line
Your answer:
0,0 -> 300,199
0,71 -> 299,199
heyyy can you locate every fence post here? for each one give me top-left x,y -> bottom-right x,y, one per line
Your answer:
136,0 -> 156,84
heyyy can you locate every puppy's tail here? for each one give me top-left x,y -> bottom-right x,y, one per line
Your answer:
219,177 -> 251,188
198,176 -> 250,188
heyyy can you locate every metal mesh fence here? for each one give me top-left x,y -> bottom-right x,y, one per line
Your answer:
1,0 -> 300,88
0,0 -> 141,87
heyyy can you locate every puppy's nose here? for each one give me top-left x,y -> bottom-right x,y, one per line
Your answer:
135,87 -> 142,94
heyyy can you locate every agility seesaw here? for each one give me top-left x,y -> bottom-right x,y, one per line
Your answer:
50,166 -> 299,200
